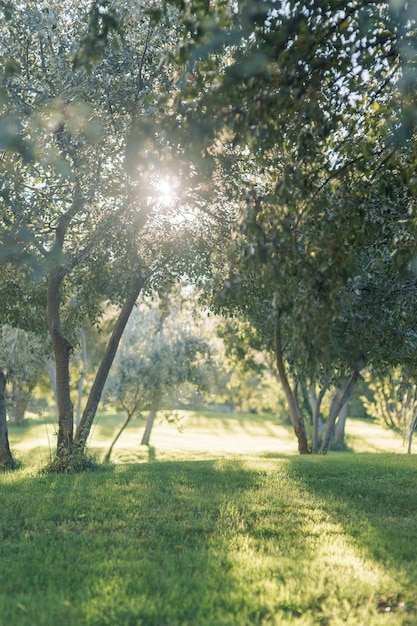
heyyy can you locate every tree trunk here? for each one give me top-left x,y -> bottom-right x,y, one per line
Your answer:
76,326 -> 88,427
333,398 -> 349,446
74,271 -> 146,454
0,369 -> 15,469
45,359 -> 58,416
104,409 -> 135,463
141,408 -> 157,446
407,411 -> 417,454
320,361 -> 364,454
312,378 -> 329,454
47,267 -> 74,459
274,319 -> 309,454
8,396 -> 28,425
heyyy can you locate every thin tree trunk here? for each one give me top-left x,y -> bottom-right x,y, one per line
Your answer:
333,399 -> 349,446
141,407 -> 157,446
74,271 -> 146,454
0,369 -> 15,469
104,409 -> 135,463
407,412 -> 417,454
76,326 -> 88,427
274,319 -> 309,454
320,360 -> 364,454
312,377 -> 329,454
47,267 -> 74,458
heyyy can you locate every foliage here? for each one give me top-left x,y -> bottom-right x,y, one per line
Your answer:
0,325 -> 50,423
185,1 -> 417,452
72,0 -> 123,70
104,295 -> 213,417
214,316 -> 284,413
1,0 -> 417,459
362,369 -> 417,441
0,0 -> 230,463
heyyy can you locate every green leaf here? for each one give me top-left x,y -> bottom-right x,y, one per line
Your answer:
4,58 -> 21,77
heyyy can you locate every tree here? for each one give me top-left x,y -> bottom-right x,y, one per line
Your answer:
0,254 -> 49,468
214,316 -> 285,414
0,1 -> 226,470
362,368 -> 417,454
2,1 -> 417,463
0,325 -> 49,424
173,1 -> 417,453
103,293 -> 212,461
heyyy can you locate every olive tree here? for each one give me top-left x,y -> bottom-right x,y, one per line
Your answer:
0,325 -> 49,424
0,1 -> 227,470
173,0 -> 417,453
103,294 -> 212,461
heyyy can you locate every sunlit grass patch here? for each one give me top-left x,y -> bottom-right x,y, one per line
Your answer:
1,456 -> 417,624
7,411 -> 406,469
347,418 -> 404,453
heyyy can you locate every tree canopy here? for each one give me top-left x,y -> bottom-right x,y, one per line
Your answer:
1,0 -> 417,466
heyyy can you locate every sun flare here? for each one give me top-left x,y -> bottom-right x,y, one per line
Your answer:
156,177 -> 176,207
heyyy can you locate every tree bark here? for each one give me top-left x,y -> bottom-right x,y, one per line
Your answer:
333,398 -> 349,446
141,408 -> 157,446
274,319 -> 309,454
76,326 -> 88,427
407,411 -> 417,454
320,360 -> 364,454
0,369 -> 15,469
47,267 -> 74,458
74,270 -> 146,454
45,359 -> 58,416
45,190 -> 83,461
312,377 -> 329,454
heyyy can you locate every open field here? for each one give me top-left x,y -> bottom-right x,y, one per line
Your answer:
7,410 -> 407,467
2,453 -> 417,625
2,413 -> 417,625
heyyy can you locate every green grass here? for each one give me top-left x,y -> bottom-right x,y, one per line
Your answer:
1,454 -> 417,625
7,410 -> 406,469
2,413 -> 415,624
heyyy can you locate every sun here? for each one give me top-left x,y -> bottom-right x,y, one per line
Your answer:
149,174 -> 199,225
156,177 -> 176,207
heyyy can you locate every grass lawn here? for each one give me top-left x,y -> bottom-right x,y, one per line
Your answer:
7,409 -> 406,467
2,413 -> 417,625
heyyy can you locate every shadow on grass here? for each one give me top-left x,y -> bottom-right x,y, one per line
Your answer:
5,457 -> 417,623
286,454 -> 417,585
0,459 -> 316,625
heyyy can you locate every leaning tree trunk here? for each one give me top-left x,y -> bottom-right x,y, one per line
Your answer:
104,409 -> 136,463
74,271 -> 146,454
274,319 -> 309,454
141,407 -> 157,446
0,369 -> 15,469
47,267 -> 74,459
